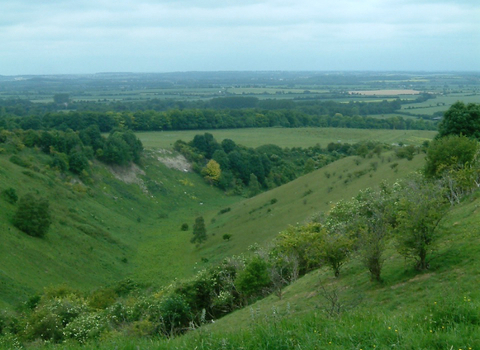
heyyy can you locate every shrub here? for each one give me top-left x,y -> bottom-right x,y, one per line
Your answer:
218,207 -> 231,215
395,145 -> 416,160
68,150 -> 89,174
63,313 -> 106,343
223,233 -> 232,241
50,152 -> 69,172
9,155 -> 29,168
158,294 -> 191,336
180,223 -> 189,231
236,256 -> 272,299
1,187 -> 18,204
13,193 -> 52,238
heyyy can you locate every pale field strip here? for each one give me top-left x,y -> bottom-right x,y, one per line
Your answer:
349,90 -> 422,96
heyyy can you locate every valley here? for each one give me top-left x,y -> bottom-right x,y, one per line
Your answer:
0,71 -> 479,349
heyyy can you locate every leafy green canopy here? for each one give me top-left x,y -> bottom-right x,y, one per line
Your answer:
437,102 -> 480,139
424,135 -> 479,178
13,194 -> 52,238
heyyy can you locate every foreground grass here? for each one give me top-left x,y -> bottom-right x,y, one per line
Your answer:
136,128 -> 436,150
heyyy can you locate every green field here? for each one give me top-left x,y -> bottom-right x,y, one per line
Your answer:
401,93 -> 480,115
137,128 -> 437,150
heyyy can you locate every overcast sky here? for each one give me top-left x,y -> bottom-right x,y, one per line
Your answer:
1,0 -> 479,75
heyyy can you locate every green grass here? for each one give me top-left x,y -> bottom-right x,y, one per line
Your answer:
199,151 -> 426,265
0,148 -> 238,307
137,128 -> 437,150
0,144 -> 426,308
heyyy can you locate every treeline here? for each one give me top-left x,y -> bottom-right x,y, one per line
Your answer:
0,97 -> 437,132
0,94 -> 429,115
0,127 -> 143,174
174,133 -> 386,195
1,108 -> 436,133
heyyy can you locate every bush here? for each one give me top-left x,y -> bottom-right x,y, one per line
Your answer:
218,207 -> 231,215
158,294 -> 191,336
1,187 -> 18,204
63,313 -> 106,343
9,155 -> 29,168
12,193 -> 52,238
236,256 -> 272,299
424,135 -> 479,178
68,150 -> 89,174
180,223 -> 189,231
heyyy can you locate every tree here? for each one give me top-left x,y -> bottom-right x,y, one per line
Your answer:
355,187 -> 395,282
272,222 -> 324,276
424,135 -> 478,178
191,216 -> 207,244
437,102 -> 480,139
235,256 -> 271,299
318,232 -> 354,277
68,150 -> 89,175
304,158 -> 315,174
247,173 -> 261,197
395,178 -> 448,270
13,194 -> 52,238
201,159 -> 221,184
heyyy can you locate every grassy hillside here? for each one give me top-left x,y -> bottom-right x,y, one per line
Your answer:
198,151 -> 426,264
0,143 -> 427,309
0,148 -> 237,307
15,156 -> 480,350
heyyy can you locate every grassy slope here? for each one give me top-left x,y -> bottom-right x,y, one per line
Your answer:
200,152 -> 426,265
0,148 -> 237,307
36,158 -> 480,350
0,147 -> 425,308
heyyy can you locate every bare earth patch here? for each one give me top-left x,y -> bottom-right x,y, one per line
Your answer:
391,273 -> 433,290
109,163 -> 148,193
155,149 -> 192,172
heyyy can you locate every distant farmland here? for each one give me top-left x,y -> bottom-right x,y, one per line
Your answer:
349,89 -> 422,96
137,128 -> 437,150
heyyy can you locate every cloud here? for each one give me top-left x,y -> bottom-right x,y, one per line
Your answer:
0,0 -> 479,74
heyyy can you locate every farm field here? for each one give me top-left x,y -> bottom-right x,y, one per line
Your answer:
136,128 -> 437,150
348,89 -> 421,95
401,93 -> 480,115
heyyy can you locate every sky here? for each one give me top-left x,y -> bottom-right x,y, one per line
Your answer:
1,0 -> 479,75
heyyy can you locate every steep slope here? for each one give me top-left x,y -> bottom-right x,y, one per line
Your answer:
198,152 -> 426,264
0,148 -> 236,307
